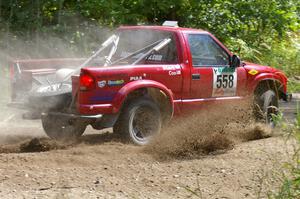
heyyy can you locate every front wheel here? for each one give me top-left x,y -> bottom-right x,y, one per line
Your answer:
113,98 -> 161,145
255,90 -> 279,127
41,114 -> 87,141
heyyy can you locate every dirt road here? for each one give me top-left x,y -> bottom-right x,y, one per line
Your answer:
0,96 -> 298,199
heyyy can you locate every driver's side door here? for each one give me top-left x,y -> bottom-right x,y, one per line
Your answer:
186,34 -> 244,100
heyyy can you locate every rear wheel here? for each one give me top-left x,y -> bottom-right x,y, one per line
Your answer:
41,114 -> 87,141
113,97 -> 161,145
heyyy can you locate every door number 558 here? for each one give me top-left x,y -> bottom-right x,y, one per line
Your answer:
216,74 -> 234,88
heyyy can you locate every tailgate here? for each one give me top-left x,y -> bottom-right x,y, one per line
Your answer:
10,58 -> 85,105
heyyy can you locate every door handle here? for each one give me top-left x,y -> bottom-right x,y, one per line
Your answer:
192,73 -> 200,80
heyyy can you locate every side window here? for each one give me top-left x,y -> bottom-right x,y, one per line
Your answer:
188,34 -> 229,67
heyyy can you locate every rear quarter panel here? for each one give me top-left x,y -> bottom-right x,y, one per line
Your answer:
78,65 -> 183,114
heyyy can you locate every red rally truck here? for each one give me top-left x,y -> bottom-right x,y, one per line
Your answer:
9,22 -> 290,145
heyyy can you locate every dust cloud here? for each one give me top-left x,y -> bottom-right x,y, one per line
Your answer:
144,101 -> 272,160
0,101 -> 274,156
0,26 -> 274,157
0,24 -> 112,149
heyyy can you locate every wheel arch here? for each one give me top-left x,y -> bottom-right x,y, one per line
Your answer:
113,80 -> 174,124
253,78 -> 285,100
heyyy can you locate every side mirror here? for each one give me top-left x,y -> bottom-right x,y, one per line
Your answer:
231,55 -> 241,68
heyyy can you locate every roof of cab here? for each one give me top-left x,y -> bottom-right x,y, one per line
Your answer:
118,25 -> 209,34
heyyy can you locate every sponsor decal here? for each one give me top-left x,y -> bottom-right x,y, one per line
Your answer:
90,96 -> 114,102
147,54 -> 163,61
90,91 -> 117,102
162,65 -> 176,70
98,80 -> 106,88
107,79 -> 124,86
169,70 -> 181,76
248,69 -> 259,75
162,65 -> 181,70
163,65 -> 181,76
213,67 -> 235,74
130,76 -> 143,81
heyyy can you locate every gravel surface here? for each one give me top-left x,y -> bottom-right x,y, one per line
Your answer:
0,94 -> 298,199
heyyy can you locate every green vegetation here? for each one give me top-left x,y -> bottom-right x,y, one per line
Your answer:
0,1 -> 299,89
288,79 -> 300,93
0,1 -> 299,81
0,0 -> 299,195
0,1 -> 299,87
269,105 -> 300,198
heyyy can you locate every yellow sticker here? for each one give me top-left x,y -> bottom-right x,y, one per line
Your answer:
248,69 -> 259,75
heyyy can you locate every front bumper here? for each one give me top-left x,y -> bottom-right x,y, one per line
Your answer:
282,93 -> 292,102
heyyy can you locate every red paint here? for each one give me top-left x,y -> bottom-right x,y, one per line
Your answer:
9,25 -> 288,119
75,25 -> 288,117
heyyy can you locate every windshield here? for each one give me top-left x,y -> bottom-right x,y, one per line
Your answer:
114,29 -> 176,61
88,29 -> 178,66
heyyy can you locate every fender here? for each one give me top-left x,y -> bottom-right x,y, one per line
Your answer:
249,72 -> 285,93
112,79 -> 174,114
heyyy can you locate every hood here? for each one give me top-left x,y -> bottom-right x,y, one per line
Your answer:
243,61 -> 279,73
242,61 -> 288,84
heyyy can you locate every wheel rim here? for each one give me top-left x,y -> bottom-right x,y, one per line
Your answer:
129,106 -> 160,144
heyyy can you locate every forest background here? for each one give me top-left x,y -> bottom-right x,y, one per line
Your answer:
1,2 -> 300,197
0,0 -> 299,92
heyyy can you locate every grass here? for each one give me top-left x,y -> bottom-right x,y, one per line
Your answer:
288,80 -> 300,93
181,105 -> 300,198
269,103 -> 300,199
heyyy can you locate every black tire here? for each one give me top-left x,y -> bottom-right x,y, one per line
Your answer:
255,90 -> 279,127
41,114 -> 87,141
113,97 -> 161,145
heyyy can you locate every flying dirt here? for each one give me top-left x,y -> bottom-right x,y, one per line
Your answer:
0,96 -> 298,198
8,24 -> 290,147
0,22 -> 298,198
0,101 -> 270,155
